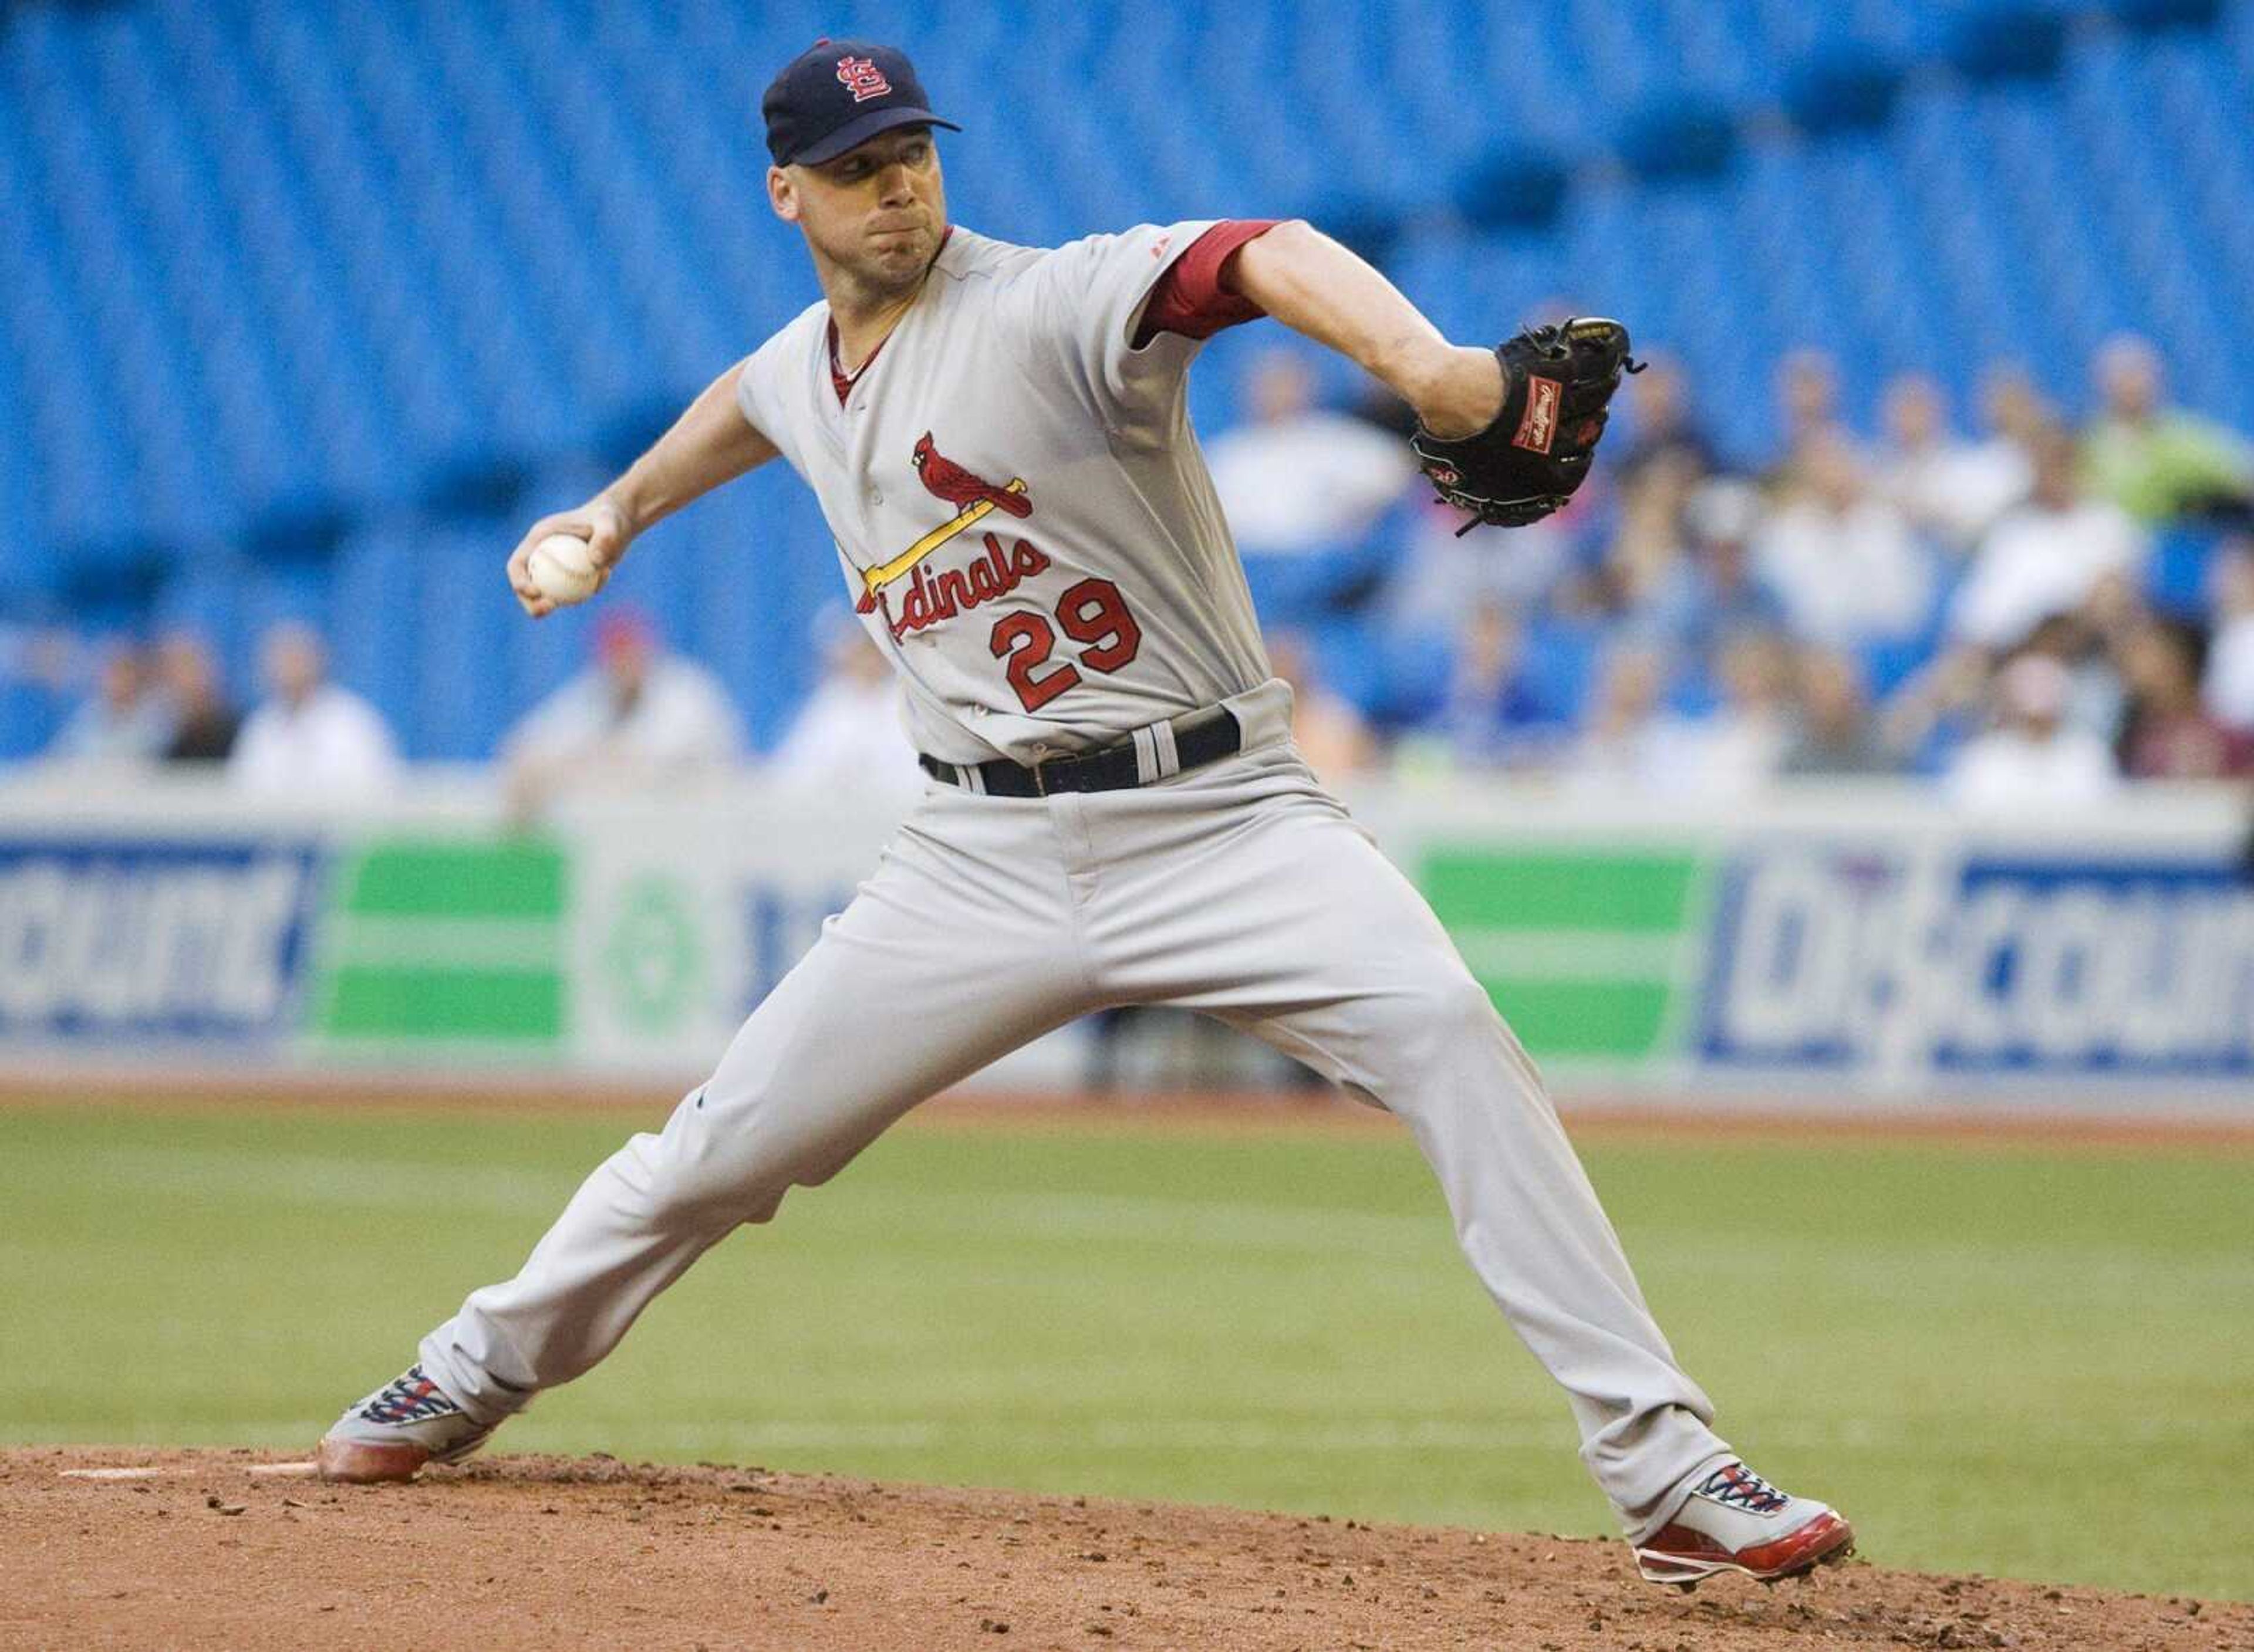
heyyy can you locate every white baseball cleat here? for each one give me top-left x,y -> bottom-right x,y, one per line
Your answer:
315,1363 -> 497,1484
1631,1461 -> 1855,1590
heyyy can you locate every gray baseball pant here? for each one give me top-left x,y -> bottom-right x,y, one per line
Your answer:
417,683 -> 1733,1533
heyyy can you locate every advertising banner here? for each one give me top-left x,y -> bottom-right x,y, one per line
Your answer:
2,777 -> 2246,1113
0,837 -> 320,1045
1699,846 -> 2254,1080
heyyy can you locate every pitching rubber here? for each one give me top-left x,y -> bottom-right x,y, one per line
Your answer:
315,1437 -> 432,1485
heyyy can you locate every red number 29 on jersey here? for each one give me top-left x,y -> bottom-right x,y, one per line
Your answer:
988,578 -> 1143,712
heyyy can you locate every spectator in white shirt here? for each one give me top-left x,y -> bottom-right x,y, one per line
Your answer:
46,640 -> 175,765
2200,538 -> 2254,731
1753,430 -> 1935,648
1946,653 -> 2120,812
765,613 -> 919,803
1949,424 -> 2147,653
503,609 -> 744,815
227,621 -> 401,797
1207,349 -> 1416,554
1207,349 -> 1416,626
1877,371 -> 2030,553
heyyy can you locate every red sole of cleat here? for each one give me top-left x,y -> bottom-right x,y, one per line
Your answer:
1764,1512 -> 1857,1580
1636,1512 -> 1858,1589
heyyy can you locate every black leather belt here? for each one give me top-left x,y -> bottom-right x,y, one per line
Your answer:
920,707 -> 1243,798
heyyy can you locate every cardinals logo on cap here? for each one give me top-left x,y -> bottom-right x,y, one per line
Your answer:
835,55 -> 892,103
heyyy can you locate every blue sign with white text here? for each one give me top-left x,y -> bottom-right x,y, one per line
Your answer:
0,840 -> 322,1042
1698,845 -> 2254,1079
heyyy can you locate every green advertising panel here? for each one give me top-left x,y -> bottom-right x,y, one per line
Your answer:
1419,847 -> 1705,1062
311,839 -> 567,1047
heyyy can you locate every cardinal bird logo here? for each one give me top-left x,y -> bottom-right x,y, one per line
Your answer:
855,433 -> 1035,613
912,433 -> 1032,518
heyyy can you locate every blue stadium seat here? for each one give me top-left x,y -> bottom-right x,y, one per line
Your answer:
409,522 -> 525,761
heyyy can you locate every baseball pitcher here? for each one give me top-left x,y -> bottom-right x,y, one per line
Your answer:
316,39 -> 1853,1591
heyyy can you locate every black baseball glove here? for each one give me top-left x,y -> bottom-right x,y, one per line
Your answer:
1411,317 -> 1642,533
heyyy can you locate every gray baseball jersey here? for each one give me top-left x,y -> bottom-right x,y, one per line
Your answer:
735,223 -> 1272,766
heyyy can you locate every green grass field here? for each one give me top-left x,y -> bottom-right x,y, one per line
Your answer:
1,1100 -> 2248,1600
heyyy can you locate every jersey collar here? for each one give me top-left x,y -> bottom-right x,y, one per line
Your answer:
824,226 -> 960,404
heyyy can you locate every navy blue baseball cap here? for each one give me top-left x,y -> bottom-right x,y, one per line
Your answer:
762,39 -> 960,168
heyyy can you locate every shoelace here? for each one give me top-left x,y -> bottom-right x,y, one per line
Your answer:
360,1366 -> 459,1425
1697,1463 -> 1790,1514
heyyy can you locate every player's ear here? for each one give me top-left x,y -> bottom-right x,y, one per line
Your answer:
767,165 -> 799,223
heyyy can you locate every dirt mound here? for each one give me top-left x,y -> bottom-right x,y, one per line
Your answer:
4,1449 -> 2244,1650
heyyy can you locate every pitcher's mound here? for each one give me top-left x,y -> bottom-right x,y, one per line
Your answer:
4,1448 -> 2243,1649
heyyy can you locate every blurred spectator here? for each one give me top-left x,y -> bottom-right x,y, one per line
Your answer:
156,632 -> 239,763
1615,353 -> 1719,489
1380,493 -> 1574,650
1765,347 -> 1860,492
0,627 -> 78,763
2201,538 -> 2254,730
1568,640 -> 1776,798
1436,601 -> 1561,768
2020,607 -> 2125,746
2081,335 -> 2254,523
228,621 -> 401,796
765,616 -> 918,800
2,626 -> 79,698
1949,424 -> 2146,652
1945,653 -> 2119,809
1753,430 -> 1934,648
1972,364 -> 2051,498
1669,478 -> 1788,667
1692,632 -> 1794,794
45,640 -> 174,764
1209,352 -> 1413,548
1881,644 -> 1995,775
1564,646 -> 1672,795
1592,458 -> 1700,640
503,609 -> 744,809
1980,362 -> 2053,433
1563,643 -> 1781,798
1779,349 -> 1838,438
1779,648 -> 1893,776
2114,617 -> 2249,780
1270,631 -> 1376,782
1877,372 -> 2027,552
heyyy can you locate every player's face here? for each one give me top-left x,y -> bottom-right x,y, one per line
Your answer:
771,127 -> 947,297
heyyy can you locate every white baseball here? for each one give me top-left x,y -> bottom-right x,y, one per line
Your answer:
527,533 -> 603,605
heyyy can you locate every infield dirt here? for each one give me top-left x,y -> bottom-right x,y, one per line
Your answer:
5,1450 -> 2245,1650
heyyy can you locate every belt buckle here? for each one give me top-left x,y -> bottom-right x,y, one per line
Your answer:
1027,750 -> 1052,797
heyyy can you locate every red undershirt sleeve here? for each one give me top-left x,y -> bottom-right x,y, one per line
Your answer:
1131,219 -> 1285,349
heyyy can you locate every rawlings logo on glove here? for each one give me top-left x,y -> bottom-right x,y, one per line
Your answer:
1412,317 -> 1642,533
1513,376 -> 1563,454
